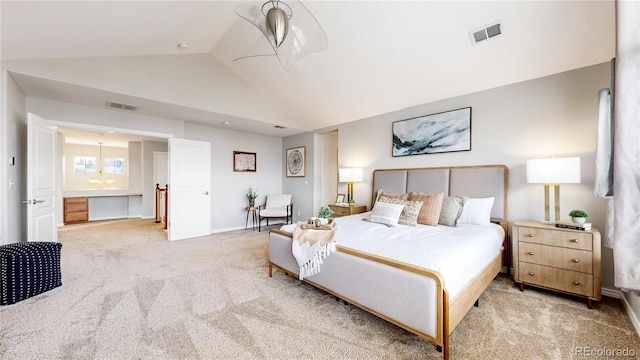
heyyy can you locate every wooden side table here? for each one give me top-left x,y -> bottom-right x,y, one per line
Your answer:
512,220 -> 601,308
245,206 -> 260,231
329,204 -> 367,218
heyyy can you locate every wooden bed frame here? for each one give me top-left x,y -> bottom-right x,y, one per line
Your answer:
268,164 -> 509,359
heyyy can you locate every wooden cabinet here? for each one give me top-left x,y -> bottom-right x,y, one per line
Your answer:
64,197 -> 88,224
512,220 -> 601,308
329,204 -> 367,218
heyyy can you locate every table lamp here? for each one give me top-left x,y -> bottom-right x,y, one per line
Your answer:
526,157 -> 580,224
339,167 -> 363,205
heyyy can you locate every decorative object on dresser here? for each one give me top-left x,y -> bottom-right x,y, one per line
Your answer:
286,146 -> 306,177
568,209 -> 588,224
526,157 -> 581,224
392,107 -> 471,157
338,167 -> 363,204
63,197 -> 88,224
335,194 -> 346,206
512,220 -> 601,308
328,204 -> 367,218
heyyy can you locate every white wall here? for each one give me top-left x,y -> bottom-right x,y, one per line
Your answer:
183,122 -> 283,232
283,132 -> 316,222
128,142 -> 142,194
1,71 -> 27,244
285,62 -> 614,290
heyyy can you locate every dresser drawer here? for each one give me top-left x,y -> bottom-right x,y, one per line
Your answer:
517,226 -> 592,251
519,262 -> 593,297
518,242 -> 593,273
64,211 -> 88,223
65,202 -> 88,213
64,197 -> 88,204
332,206 -> 351,217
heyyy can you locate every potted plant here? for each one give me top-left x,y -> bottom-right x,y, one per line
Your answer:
317,206 -> 334,225
246,187 -> 258,207
568,209 -> 588,224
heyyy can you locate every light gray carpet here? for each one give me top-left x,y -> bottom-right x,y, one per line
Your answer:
1,219 -> 638,359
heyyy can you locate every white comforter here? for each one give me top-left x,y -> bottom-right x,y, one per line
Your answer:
282,213 -> 504,298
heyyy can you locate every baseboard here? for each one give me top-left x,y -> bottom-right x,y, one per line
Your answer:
620,292 -> 640,337
601,287 -> 621,299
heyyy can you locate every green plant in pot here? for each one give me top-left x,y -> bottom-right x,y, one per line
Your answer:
246,187 -> 258,206
318,206 -> 334,225
568,209 -> 588,224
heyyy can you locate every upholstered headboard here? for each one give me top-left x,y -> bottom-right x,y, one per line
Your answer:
372,165 -> 509,220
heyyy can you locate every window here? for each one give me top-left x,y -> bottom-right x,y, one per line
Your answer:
104,158 -> 125,174
74,156 -> 97,173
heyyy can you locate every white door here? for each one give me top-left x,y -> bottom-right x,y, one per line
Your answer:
168,138 -> 211,241
27,113 -> 57,242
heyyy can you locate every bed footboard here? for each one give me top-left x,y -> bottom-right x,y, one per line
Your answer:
269,229 -> 452,359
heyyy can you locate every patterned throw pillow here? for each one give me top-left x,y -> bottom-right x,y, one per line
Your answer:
379,191 -> 409,201
438,196 -> 468,226
408,192 -> 445,226
378,196 -> 423,226
369,201 -> 405,227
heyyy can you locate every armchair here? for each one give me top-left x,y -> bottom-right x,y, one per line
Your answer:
258,194 -> 293,231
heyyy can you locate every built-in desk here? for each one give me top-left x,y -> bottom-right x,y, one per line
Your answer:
63,191 -> 142,223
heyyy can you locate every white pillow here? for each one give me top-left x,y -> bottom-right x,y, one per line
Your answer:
368,201 -> 405,227
457,197 -> 495,225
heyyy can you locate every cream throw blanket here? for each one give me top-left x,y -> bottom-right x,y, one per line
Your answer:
291,223 -> 338,280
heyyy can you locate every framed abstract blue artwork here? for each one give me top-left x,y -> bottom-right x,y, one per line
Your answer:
392,107 -> 472,157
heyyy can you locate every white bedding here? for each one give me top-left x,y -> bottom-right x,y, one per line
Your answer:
281,212 -> 504,299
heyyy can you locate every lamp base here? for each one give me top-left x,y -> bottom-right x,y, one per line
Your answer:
540,219 -> 556,225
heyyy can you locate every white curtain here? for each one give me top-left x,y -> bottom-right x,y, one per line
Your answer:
612,0 -> 640,293
594,88 -> 614,248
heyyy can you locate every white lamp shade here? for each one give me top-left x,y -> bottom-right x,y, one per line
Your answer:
339,167 -> 363,183
526,157 -> 581,184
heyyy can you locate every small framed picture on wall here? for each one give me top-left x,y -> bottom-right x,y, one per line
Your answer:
286,146 -> 306,177
233,151 -> 256,172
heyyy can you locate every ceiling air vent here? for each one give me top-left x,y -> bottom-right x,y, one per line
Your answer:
469,21 -> 502,45
274,125 -> 285,129
106,100 -> 138,111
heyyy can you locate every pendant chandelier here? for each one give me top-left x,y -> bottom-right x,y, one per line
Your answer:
88,142 -> 114,189
234,0 -> 328,71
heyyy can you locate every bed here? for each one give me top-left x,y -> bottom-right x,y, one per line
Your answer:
268,165 -> 509,359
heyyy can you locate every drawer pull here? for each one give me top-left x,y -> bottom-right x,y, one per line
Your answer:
528,272 -> 534,276
570,239 -> 579,243
526,234 -> 534,237
573,281 -> 580,285
528,252 -> 534,255
572,259 -> 579,263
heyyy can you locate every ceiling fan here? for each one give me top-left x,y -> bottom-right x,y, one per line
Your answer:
233,0 -> 328,71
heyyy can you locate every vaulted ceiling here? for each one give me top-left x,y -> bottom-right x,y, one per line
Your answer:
1,1 -> 615,138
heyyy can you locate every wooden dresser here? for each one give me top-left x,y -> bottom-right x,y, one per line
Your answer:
63,197 -> 89,224
512,220 -> 601,308
328,204 -> 367,218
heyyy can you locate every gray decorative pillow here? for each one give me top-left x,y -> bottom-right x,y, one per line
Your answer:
438,196 -> 468,226
378,197 -> 423,226
369,201 -> 405,227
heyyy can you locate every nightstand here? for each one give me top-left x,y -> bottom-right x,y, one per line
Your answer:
512,220 -> 601,308
329,204 -> 367,218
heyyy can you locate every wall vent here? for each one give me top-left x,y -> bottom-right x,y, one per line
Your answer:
469,21 -> 503,45
274,125 -> 286,129
106,100 -> 138,111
